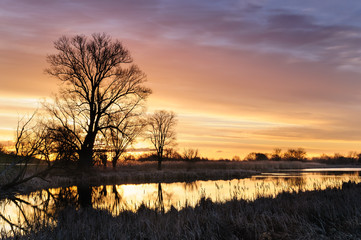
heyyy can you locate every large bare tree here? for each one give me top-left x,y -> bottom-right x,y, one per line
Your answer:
45,33 -> 151,168
148,110 -> 177,170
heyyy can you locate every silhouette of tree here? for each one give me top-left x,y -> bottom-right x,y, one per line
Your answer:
147,110 -> 176,170
284,148 -> 306,161
45,33 -> 151,169
46,125 -> 79,164
0,114 -> 56,191
271,148 -> 282,161
245,152 -> 269,161
164,148 -> 181,160
99,153 -> 108,168
105,117 -> 146,168
183,148 -> 199,161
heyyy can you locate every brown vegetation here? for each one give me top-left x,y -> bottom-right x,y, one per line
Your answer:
8,181 -> 361,239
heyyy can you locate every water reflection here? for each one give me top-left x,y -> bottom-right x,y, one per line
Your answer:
1,170 -> 361,236
78,185 -> 92,208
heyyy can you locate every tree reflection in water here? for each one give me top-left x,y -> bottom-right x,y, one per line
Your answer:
2,171 -> 361,236
183,181 -> 199,191
110,185 -> 123,215
0,185 -> 97,236
77,184 -> 92,208
156,183 -> 164,213
0,187 -> 78,237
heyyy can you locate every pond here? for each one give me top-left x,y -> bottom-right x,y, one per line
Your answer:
1,168 -> 361,235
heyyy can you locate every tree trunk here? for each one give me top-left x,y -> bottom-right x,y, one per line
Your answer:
78,147 -> 93,169
157,154 -> 162,170
78,131 -> 96,170
112,157 -> 117,168
78,133 -> 96,169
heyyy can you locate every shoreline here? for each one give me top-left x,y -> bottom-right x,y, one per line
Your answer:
3,160 -> 361,197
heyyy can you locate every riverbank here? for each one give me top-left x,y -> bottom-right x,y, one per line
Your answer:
4,160 -> 357,196
9,181 -> 361,239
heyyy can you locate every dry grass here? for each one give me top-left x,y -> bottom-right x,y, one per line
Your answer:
3,161 -> 253,194
124,160 -> 327,171
2,160 -> 342,196
7,181 -> 361,240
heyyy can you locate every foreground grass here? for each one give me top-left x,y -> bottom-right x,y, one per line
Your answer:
9,181 -> 361,240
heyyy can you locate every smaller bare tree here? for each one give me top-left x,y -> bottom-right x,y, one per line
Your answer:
105,116 -> 146,168
183,148 -> 199,161
0,114 -> 56,191
284,148 -> 306,161
147,110 -> 177,170
271,148 -> 282,161
164,148 -> 181,160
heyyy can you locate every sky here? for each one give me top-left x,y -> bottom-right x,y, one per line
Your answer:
2,0 -> 361,159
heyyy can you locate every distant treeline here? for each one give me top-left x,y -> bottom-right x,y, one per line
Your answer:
2,144 -> 361,166
243,148 -> 306,161
242,148 -> 361,165
134,147 -> 361,165
136,148 -> 204,163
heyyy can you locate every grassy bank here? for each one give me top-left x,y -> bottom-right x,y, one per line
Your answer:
2,159 -> 352,196
10,162 -> 255,195
8,160 -> 331,194
8,181 -> 361,239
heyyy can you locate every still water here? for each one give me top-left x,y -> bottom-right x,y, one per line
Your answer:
1,169 -> 361,235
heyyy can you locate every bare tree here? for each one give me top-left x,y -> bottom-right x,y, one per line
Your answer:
105,115 -> 146,168
271,148 -> 282,161
182,148 -> 199,161
164,148 -> 181,160
244,152 -> 269,161
0,114 -> 56,191
45,33 -> 151,169
283,148 -> 307,161
147,110 -> 177,170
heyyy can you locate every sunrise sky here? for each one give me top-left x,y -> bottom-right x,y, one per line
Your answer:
2,0 -> 361,159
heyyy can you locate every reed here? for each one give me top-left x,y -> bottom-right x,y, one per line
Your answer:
6,181 -> 361,239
